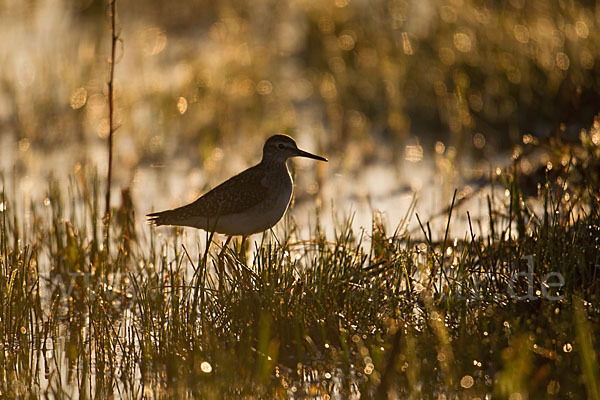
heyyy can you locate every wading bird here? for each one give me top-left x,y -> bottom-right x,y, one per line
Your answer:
148,134 -> 327,251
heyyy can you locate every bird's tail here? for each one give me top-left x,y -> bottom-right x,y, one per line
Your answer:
146,209 -> 180,226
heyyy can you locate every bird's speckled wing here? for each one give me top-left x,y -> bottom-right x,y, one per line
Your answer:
147,163 -> 269,225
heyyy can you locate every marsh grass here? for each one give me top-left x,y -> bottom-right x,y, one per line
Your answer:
1,131 -> 600,399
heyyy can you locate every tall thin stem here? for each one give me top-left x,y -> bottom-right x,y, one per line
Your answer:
105,0 -> 118,248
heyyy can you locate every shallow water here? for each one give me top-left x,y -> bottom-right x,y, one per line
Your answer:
1,131 -> 506,397
1,131 -> 504,247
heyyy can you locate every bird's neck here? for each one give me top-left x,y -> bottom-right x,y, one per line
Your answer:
259,157 -> 292,188
260,157 -> 288,169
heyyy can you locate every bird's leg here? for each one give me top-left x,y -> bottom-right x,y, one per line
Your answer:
237,235 -> 252,288
218,235 -> 233,261
239,235 -> 248,263
216,236 -> 232,290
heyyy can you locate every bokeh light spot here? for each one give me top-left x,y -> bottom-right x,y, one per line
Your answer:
473,133 -> 486,149
70,87 -> 87,109
339,34 -> 355,51
575,21 -> 589,38
177,97 -> 188,114
556,52 -> 570,70
468,92 -> 483,112
320,75 -> 337,100
405,144 -> 423,162
256,80 -> 273,95
460,375 -> 474,388
200,361 -> 212,374
453,33 -> 472,53
435,141 -> 445,154
513,25 -> 530,44
318,16 -> 335,34
140,27 -> 167,56
18,138 -> 30,152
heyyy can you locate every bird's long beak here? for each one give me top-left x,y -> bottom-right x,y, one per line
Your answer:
294,148 -> 328,162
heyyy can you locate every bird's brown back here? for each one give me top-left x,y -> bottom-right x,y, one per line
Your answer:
147,163 -> 270,225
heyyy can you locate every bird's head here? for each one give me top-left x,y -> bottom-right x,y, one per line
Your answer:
262,134 -> 328,163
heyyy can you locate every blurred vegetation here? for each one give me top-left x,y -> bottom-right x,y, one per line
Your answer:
1,1 -> 600,397
1,0 -> 599,168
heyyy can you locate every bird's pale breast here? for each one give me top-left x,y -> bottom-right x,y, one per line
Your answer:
186,163 -> 293,236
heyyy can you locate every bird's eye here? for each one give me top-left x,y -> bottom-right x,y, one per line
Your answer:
277,143 -> 284,149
